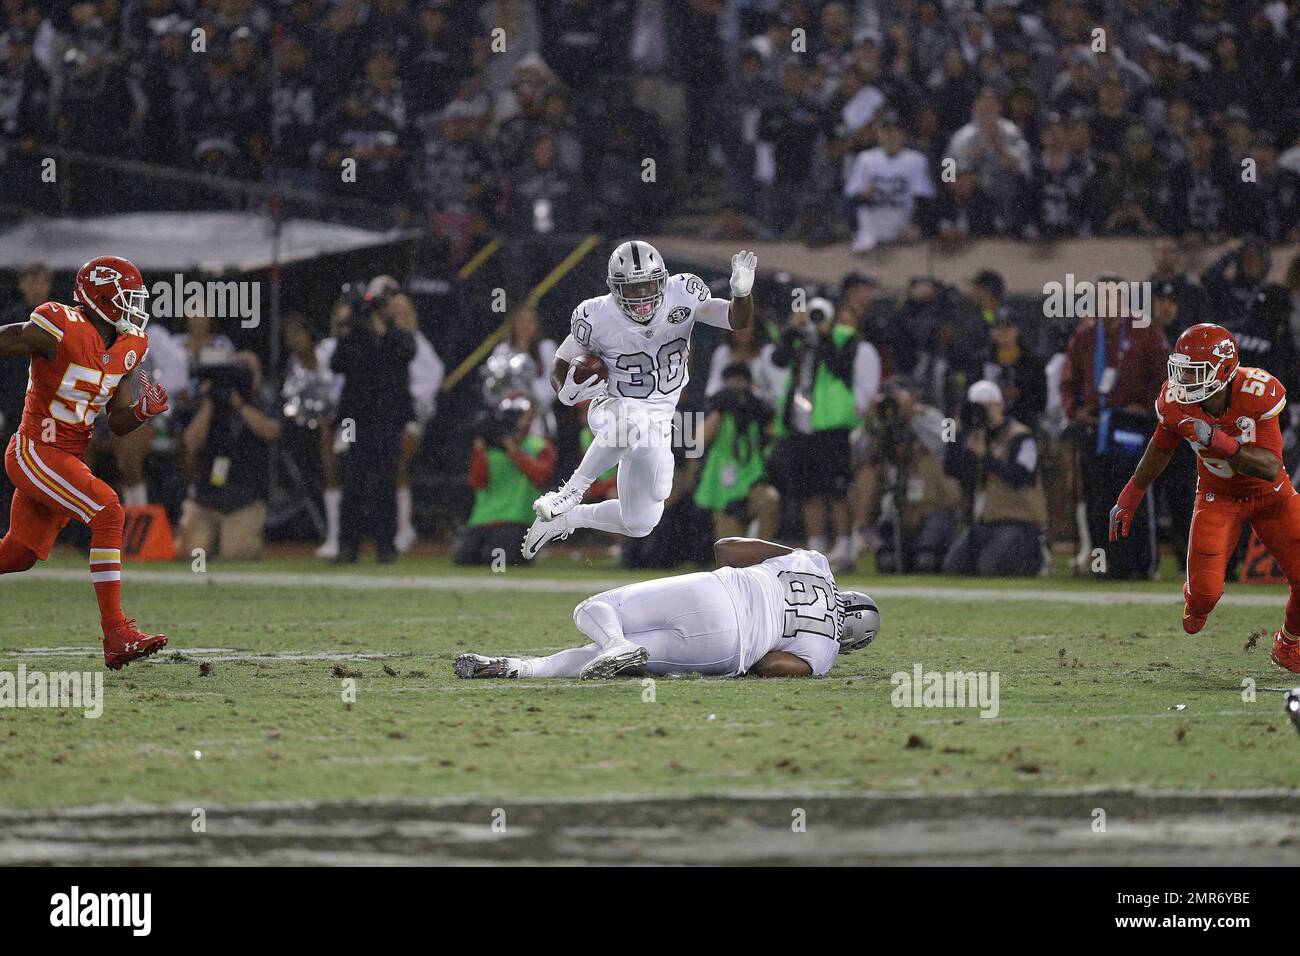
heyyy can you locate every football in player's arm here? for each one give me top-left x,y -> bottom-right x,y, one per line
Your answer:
548,249 -> 758,404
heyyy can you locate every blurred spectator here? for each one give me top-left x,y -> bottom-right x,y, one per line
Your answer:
945,88 -> 1031,234
691,362 -> 779,543
704,322 -> 782,407
330,284 -> 415,564
942,380 -> 1048,576
490,304 -> 557,434
865,381 -> 963,575
1096,126 -> 1168,236
1059,296 -> 1170,579
455,395 -> 553,568
1200,238 -> 1295,375
283,312 -> 344,559
844,109 -> 935,252
176,354 -> 282,561
768,297 -> 864,571
385,288 -> 444,555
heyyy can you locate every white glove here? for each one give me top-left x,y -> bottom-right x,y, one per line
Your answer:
729,250 -> 757,299
558,363 -> 608,407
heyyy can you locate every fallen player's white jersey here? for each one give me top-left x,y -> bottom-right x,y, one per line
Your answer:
568,273 -> 732,420
714,550 -> 842,676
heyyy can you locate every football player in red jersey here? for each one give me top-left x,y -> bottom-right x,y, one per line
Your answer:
0,255 -> 170,669
1109,323 -> 1300,672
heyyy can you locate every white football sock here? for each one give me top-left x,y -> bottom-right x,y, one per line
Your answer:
122,483 -> 147,507
808,534 -> 829,554
522,645 -> 602,678
323,487 -> 341,544
396,485 -> 413,532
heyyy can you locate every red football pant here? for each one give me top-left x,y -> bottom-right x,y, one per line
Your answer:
1185,485 -> 1300,636
3,434 -> 127,629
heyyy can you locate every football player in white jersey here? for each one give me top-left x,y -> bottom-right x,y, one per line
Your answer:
520,241 -> 758,559
455,537 -> 879,680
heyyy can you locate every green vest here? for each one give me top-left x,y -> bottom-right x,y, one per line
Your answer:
776,325 -> 861,436
694,413 -> 766,510
469,435 -> 546,527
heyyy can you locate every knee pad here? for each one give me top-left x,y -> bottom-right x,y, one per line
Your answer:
1183,578 -> 1222,616
90,498 -> 125,536
623,499 -> 664,538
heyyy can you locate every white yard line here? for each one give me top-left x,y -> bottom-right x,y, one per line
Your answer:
3,567 -> 1288,606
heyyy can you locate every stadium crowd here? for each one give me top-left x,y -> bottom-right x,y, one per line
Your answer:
4,1 -> 1300,244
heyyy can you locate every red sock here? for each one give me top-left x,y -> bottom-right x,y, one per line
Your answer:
0,534 -> 38,573
90,547 -> 125,629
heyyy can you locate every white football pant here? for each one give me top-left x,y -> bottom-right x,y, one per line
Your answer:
524,573 -> 742,677
567,398 -> 674,538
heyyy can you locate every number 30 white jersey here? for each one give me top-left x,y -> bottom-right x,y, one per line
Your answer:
568,273 -> 732,420
713,550 -> 842,676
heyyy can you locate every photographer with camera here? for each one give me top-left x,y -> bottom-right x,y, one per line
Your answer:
692,363 -> 780,542
769,295 -> 867,570
175,354 -> 282,561
862,380 -> 964,574
329,280 -> 417,564
941,380 -> 1048,576
454,396 -> 555,567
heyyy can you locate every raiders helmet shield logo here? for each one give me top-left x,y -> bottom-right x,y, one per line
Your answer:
667,306 -> 691,324
88,266 -> 124,286
125,350 -> 138,370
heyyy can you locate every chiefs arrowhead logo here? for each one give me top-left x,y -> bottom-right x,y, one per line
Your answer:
1210,340 -> 1236,361
88,266 -> 123,286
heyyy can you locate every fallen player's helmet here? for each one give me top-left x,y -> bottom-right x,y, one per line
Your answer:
74,255 -> 150,335
1168,323 -> 1238,404
607,240 -> 667,324
837,591 -> 879,652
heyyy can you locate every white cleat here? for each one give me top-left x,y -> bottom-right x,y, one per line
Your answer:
454,653 -> 521,679
394,525 -> 417,554
578,642 -> 649,680
521,514 -> 572,560
533,481 -> 585,521
315,539 -> 339,560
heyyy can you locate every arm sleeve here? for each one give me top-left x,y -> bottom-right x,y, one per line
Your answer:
982,434 -> 1038,488
28,302 -> 68,343
853,342 -> 881,414
555,333 -> 585,363
468,445 -> 489,489
777,635 -> 839,676
510,441 -> 557,487
696,297 -> 733,329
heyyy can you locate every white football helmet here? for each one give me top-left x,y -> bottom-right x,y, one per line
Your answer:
837,591 -> 879,652
607,240 -> 667,324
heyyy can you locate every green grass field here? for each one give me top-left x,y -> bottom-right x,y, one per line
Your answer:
2,550 -> 1295,823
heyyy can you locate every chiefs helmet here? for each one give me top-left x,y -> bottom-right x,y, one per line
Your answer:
74,255 -> 149,335
1168,323 -> 1239,404
607,240 -> 667,324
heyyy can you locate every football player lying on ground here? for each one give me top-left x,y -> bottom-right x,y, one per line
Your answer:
455,537 -> 879,680
0,256 -> 169,669
1109,323 -> 1300,672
